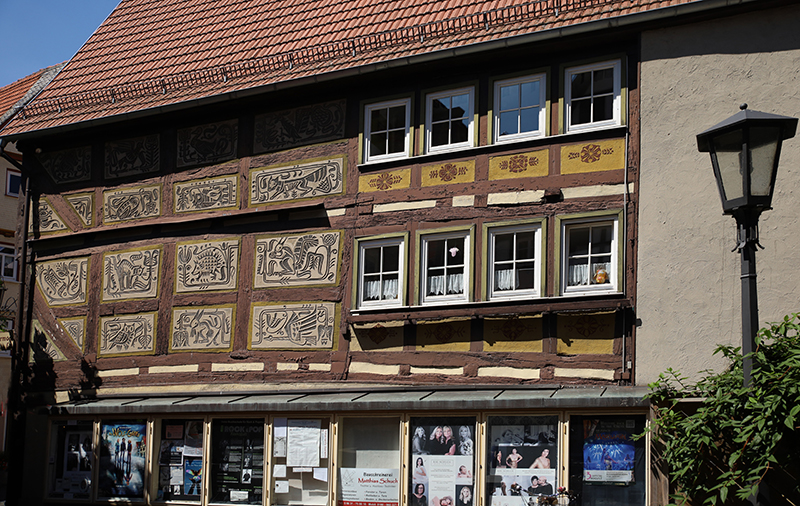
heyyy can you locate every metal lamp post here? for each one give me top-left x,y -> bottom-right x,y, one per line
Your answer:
696,104 -> 797,388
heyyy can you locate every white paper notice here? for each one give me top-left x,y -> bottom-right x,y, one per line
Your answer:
286,419 -> 321,467
320,428 -> 329,459
313,467 -> 328,482
275,480 -> 290,494
230,490 -> 249,502
274,418 -> 288,458
273,464 -> 287,478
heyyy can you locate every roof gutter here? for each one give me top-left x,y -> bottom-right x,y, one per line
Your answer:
2,0 -> 764,142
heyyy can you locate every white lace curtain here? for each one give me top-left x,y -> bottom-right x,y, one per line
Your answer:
364,278 -> 398,300
495,268 -> 515,290
568,262 -> 609,286
427,273 -> 463,295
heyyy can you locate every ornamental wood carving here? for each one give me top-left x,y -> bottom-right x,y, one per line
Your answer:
249,302 -> 335,350
174,174 -> 238,213
250,157 -> 344,205
175,239 -> 239,293
105,134 -> 160,179
177,120 -> 238,168
58,317 -> 87,351
103,184 -> 161,223
254,231 -> 340,288
102,247 -> 162,301
36,257 -> 89,306
170,306 -> 235,352
98,313 -> 156,357
253,99 -> 345,153
65,193 -> 94,227
37,146 -> 92,183
32,198 -> 68,234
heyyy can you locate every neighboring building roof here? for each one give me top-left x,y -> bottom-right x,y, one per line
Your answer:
0,64 -> 65,129
1,0 -> 707,137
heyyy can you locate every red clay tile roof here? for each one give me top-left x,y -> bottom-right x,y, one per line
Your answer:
3,0 -> 699,136
0,64 -> 65,129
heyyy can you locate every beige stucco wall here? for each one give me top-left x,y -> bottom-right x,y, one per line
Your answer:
637,5 -> 800,384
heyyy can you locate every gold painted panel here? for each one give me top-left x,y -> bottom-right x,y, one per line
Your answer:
415,320 -> 471,351
249,157 -> 344,206
489,149 -> 549,180
36,257 -> 89,306
483,317 -> 543,352
98,312 -> 157,358
556,313 -> 615,355
254,231 -> 340,288
102,247 -> 162,302
249,302 -> 336,350
175,239 -> 239,293
358,169 -> 412,193
174,174 -> 238,213
560,138 -> 625,174
58,316 -> 87,352
170,305 -> 235,353
350,322 -> 404,352
65,193 -> 94,227
421,160 -> 475,187
103,184 -> 161,224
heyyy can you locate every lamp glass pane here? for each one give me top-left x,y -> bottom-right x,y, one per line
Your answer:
711,129 -> 744,202
748,126 -> 780,196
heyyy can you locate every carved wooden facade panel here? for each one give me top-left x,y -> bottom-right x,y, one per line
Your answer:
98,312 -> 157,357
175,239 -> 239,293
58,316 -> 87,352
250,157 -> 344,205
30,320 -> 66,363
65,193 -> 94,227
358,168 -> 412,193
105,134 -> 160,179
421,160 -> 476,186
174,174 -> 238,213
177,120 -> 238,168
254,231 -> 340,288
102,247 -> 162,301
32,198 -> 68,234
489,149 -> 549,180
253,100 -> 346,153
560,138 -> 625,174
36,257 -> 89,306
249,302 -> 336,350
37,146 -> 92,184
170,306 -> 235,353
103,184 -> 161,223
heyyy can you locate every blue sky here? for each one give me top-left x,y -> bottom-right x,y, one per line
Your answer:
1,0 -> 119,88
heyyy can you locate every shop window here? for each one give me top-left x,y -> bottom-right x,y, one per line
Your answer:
6,169 -> 20,197
337,417 -> 402,506
421,231 -> 471,304
356,236 -> 405,309
410,417 -> 477,506
568,415 -> 646,506
155,419 -> 205,502
558,214 -> 621,295
98,420 -> 148,500
485,415 -> 559,506
47,420 -> 94,500
0,246 -> 17,282
271,417 -> 331,506
364,98 -> 412,162
494,74 -> 547,143
426,87 -> 475,153
565,60 -> 622,132
487,224 -> 542,300
210,419 -> 265,504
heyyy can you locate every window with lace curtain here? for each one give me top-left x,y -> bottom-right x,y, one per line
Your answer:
421,231 -> 470,304
560,216 -> 619,295
488,223 -> 542,300
356,237 -> 405,308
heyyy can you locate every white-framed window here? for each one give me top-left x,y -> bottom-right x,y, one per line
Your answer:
364,98 -> 411,162
565,59 -> 622,132
0,247 -> 16,282
488,223 -> 542,300
494,74 -> 547,143
425,87 -> 475,153
6,169 -> 21,197
561,216 -> 619,294
357,237 -> 405,309
421,231 -> 470,304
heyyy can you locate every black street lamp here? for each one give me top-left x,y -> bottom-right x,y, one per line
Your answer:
696,104 -> 797,388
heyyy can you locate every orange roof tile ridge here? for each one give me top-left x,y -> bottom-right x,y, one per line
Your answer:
18,0 -> 578,120
0,63 -> 67,129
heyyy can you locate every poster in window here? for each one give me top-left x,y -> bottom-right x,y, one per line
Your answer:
185,457 -> 203,495
582,418 -> 636,484
410,417 -> 476,506
97,421 -> 147,499
339,468 -> 399,506
52,427 -> 93,498
486,416 -> 558,506
210,419 -> 265,505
